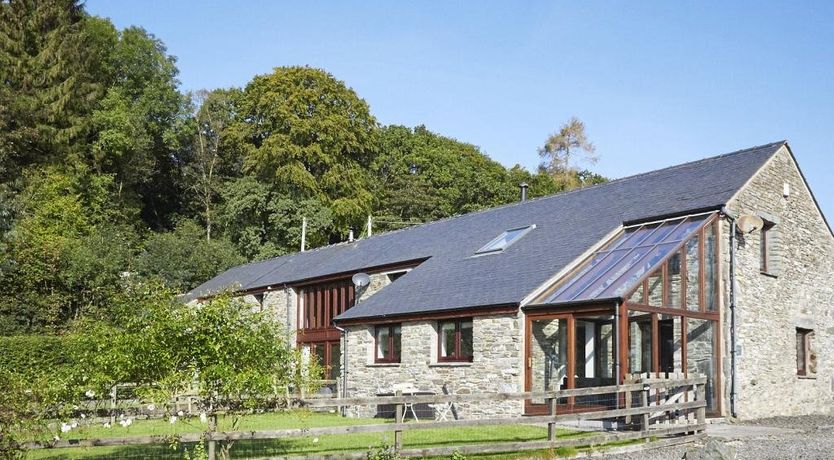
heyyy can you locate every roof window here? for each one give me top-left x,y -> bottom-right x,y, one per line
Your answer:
475,225 -> 535,255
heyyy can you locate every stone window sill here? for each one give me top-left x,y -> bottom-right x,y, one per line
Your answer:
366,363 -> 400,368
429,362 -> 472,368
797,375 -> 817,380
760,271 -> 778,278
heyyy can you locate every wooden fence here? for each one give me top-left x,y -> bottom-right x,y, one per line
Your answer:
27,376 -> 707,459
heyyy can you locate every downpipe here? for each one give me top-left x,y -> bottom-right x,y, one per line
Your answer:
333,324 -> 348,415
722,207 -> 739,418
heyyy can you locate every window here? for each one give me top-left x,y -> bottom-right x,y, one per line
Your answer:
760,220 -> 777,275
438,319 -> 473,362
375,324 -> 402,363
796,328 -> 815,376
310,341 -> 341,380
475,225 -> 535,255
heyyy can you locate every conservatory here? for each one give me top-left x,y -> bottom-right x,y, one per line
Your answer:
523,212 -> 720,415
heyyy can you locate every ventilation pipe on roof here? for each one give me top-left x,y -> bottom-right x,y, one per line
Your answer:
348,227 -> 355,243
519,182 -> 529,202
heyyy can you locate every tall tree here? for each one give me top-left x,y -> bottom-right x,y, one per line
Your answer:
90,26 -> 190,228
538,117 -> 598,190
0,0 -> 109,180
185,89 -> 243,241
229,67 -> 378,234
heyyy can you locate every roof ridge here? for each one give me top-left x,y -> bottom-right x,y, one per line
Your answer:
233,140 -> 786,268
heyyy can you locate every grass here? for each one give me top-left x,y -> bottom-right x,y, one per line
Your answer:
25,411 -> 593,459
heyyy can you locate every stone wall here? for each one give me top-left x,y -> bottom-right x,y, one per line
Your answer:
724,146 -> 834,418
344,313 -> 523,419
239,288 -> 297,341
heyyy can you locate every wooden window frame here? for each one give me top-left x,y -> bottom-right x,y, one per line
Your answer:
305,340 -> 341,381
437,318 -> 474,362
796,327 -> 813,377
374,324 -> 401,363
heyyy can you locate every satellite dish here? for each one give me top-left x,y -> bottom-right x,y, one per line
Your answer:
737,215 -> 764,234
352,272 -> 370,289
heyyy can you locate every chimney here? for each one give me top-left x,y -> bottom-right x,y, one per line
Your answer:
519,182 -> 529,202
348,227 -> 355,243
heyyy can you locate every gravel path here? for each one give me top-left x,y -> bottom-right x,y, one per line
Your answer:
601,415 -> 834,459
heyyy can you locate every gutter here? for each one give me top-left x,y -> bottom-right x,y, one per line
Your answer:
721,206 -> 739,418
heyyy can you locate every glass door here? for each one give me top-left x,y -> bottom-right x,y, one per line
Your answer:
526,316 -> 570,414
526,311 -> 618,415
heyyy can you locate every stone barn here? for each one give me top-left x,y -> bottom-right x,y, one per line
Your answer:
188,141 -> 834,420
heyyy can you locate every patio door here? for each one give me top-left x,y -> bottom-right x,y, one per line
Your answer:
525,312 -> 616,415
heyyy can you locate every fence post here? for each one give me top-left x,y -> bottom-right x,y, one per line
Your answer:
207,414 -> 217,460
547,397 -> 556,441
109,385 -> 117,425
394,390 -> 403,451
640,384 -> 650,432
624,386 -> 632,424
695,382 -> 706,430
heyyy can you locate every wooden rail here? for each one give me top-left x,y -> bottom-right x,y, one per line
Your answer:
27,376 -> 708,459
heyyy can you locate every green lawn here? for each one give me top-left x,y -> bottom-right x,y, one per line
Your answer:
25,411 -> 590,459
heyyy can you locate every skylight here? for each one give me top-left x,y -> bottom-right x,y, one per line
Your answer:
476,225 -> 536,255
543,213 -> 714,304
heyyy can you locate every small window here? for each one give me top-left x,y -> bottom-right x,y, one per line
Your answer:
375,324 -> 401,363
796,328 -> 815,376
438,319 -> 473,362
475,225 -> 535,255
760,220 -> 776,274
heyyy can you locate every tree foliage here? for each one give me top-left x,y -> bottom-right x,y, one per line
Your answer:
0,2 -> 607,332
70,285 -> 314,410
135,220 -> 245,292
0,0 -> 106,179
539,117 -> 598,190
230,66 -> 378,231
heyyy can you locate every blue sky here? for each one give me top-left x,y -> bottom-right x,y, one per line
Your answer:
86,1 -> 834,221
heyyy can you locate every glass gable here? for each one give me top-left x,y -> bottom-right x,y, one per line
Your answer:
544,213 -> 714,304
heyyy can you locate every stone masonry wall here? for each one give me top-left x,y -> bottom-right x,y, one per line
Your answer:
725,146 -> 834,419
345,313 -> 524,419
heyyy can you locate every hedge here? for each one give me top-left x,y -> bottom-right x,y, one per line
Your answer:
0,335 -> 71,378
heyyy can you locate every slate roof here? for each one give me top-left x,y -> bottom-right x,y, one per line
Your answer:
187,141 -> 785,321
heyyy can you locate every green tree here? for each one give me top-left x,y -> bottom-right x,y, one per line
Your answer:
89,26 -> 191,228
0,167 -> 138,332
372,125 -> 555,230
185,89 -> 244,240
0,0 -> 109,180
538,117 -> 598,190
135,219 -> 245,292
229,67 -> 378,233
219,177 -> 333,260
71,285 -> 315,414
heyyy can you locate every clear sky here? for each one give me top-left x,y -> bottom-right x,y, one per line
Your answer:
86,0 -> 834,221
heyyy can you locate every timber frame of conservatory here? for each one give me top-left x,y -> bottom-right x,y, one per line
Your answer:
522,213 -> 723,415
620,214 -> 722,414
